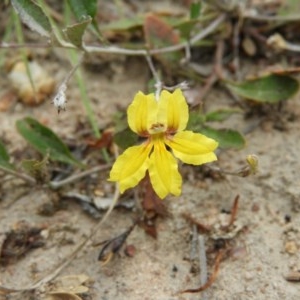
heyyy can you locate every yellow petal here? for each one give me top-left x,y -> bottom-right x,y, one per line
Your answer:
148,140 -> 182,199
109,143 -> 152,193
127,91 -> 157,135
166,130 -> 218,165
157,89 -> 188,133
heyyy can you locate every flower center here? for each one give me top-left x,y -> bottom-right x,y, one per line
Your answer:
148,122 -> 166,134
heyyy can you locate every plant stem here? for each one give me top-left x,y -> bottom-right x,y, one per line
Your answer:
49,164 -> 110,189
0,166 -> 36,185
0,13 -> 226,57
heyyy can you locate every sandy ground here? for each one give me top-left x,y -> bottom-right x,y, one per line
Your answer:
1,3 -> 300,300
1,54 -> 300,300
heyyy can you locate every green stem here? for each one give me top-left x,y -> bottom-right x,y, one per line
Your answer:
13,11 -> 37,100
68,49 -> 100,138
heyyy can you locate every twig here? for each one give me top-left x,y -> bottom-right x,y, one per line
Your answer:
191,39 -> 225,107
86,14 -> 226,56
49,164 -> 111,189
198,235 -> 208,300
227,195 -> 239,228
0,166 -> 36,185
180,250 -> 223,294
243,12 -> 300,22
0,42 -> 51,48
190,224 -> 198,261
232,16 -> 244,81
182,213 -> 211,233
0,13 -> 226,55
144,53 -> 163,100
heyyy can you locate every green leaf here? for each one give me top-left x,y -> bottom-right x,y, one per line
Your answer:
201,126 -> 246,149
190,1 -> 201,19
113,127 -> 138,150
205,108 -> 242,122
67,0 -> 97,19
16,117 -> 84,167
101,16 -> 144,31
0,140 -> 15,170
186,111 -> 206,131
63,16 -> 92,48
67,0 -> 100,35
21,156 -> 48,181
11,0 -> 51,37
278,0 -> 300,16
225,74 -> 299,103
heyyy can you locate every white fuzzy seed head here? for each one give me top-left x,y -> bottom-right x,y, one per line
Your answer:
52,84 -> 67,113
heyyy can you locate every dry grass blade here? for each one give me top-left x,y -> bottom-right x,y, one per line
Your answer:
179,250 -> 223,294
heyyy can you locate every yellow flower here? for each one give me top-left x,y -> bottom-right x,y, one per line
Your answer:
109,89 -> 218,199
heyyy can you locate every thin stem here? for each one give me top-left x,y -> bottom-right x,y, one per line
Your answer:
13,10 -> 37,101
69,49 -> 101,138
145,53 -> 160,85
0,13 -> 226,57
0,167 -> 36,185
49,164 -> 110,189
198,235 -> 208,300
0,42 -> 51,48
243,12 -> 300,22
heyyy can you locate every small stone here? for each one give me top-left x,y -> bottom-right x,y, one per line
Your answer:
285,241 -> 298,254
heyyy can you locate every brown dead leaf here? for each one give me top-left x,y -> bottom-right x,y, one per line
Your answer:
143,14 -> 182,65
46,293 -> 82,300
144,14 -> 180,49
0,90 -> 17,111
0,221 -> 45,266
85,129 -> 114,150
45,274 -> 91,300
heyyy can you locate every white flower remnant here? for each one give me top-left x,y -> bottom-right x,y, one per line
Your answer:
52,84 -> 67,113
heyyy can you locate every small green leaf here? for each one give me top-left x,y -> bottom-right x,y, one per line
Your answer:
63,16 -> 92,48
67,0 -> 97,19
186,111 -> 206,131
67,0 -> 100,35
225,74 -> 299,103
190,1 -> 201,19
101,16 -> 144,31
201,126 -> 246,149
16,117 -> 84,167
205,108 -> 242,122
21,156 -> 48,182
0,140 -> 15,170
113,128 -> 138,150
11,0 -> 51,37
278,0 -> 300,16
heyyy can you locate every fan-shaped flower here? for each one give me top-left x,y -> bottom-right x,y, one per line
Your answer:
109,89 -> 218,199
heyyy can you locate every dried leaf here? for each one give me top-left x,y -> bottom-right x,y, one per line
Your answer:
144,14 -> 182,63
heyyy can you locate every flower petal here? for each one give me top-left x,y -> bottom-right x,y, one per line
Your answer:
148,140 -> 182,199
109,143 -> 152,193
157,89 -> 188,132
127,91 -> 157,135
166,130 -> 218,165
